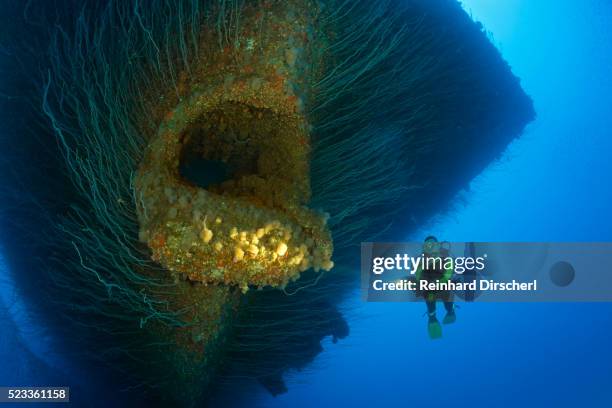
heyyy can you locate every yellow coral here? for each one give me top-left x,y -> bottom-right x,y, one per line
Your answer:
276,242 -> 288,257
233,247 -> 245,262
200,228 -> 213,244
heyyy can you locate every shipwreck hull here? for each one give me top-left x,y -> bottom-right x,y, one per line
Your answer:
0,0 -> 533,405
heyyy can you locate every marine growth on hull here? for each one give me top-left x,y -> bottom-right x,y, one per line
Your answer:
12,0 -> 535,403
134,1 -> 333,291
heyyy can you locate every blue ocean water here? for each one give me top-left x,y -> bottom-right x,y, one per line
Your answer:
246,1 -> 612,407
1,1 -> 611,407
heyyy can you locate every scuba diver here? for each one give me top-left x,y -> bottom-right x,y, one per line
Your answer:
415,236 -> 456,339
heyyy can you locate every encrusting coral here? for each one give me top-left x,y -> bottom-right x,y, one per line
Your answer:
134,0 -> 333,291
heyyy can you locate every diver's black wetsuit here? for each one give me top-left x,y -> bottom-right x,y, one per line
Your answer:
419,261 -> 454,315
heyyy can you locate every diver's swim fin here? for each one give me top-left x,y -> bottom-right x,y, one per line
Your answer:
428,316 -> 442,339
443,311 -> 456,325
